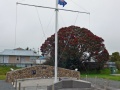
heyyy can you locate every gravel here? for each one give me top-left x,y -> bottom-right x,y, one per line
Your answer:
81,78 -> 120,90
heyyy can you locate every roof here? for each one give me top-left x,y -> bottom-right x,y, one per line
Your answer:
0,49 -> 40,56
39,56 -> 46,60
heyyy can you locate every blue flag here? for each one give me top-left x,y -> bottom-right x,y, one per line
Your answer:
58,0 -> 67,7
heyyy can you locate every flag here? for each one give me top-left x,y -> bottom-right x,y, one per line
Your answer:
58,0 -> 67,7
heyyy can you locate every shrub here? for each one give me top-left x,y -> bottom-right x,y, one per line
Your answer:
116,61 -> 120,70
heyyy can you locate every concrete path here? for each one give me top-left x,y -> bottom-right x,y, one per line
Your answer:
0,80 -> 15,90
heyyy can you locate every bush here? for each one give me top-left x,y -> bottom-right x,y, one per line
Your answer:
115,61 -> 120,70
0,65 -> 20,75
100,68 -> 111,74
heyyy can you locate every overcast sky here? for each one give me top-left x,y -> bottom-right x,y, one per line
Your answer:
0,0 -> 120,55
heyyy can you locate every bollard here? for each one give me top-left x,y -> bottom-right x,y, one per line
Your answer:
94,76 -> 97,85
15,80 -> 17,89
19,82 -> 21,90
13,81 -> 14,86
104,80 -> 107,89
52,84 -> 54,90
86,75 -> 88,81
94,76 -> 98,89
107,79 -> 110,88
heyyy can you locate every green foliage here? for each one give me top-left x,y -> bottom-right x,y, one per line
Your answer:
110,52 -> 120,70
0,65 -> 20,75
0,65 -> 21,80
81,74 -> 120,81
41,26 -> 109,70
80,68 -> 111,75
115,61 -> 120,70
0,75 -> 6,80
100,68 -> 111,74
117,69 -> 120,73
81,67 -> 120,81
111,52 -> 120,61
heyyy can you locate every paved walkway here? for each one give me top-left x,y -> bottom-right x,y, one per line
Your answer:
0,80 -> 15,90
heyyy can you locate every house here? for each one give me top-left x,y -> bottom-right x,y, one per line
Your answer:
40,56 -> 46,64
36,56 -> 46,64
0,48 -> 40,67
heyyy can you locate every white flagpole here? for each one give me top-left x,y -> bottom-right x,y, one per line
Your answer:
54,0 -> 58,83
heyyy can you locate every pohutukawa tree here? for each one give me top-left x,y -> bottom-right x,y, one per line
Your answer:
40,26 -> 109,70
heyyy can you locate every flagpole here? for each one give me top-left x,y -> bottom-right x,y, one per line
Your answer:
54,0 -> 58,83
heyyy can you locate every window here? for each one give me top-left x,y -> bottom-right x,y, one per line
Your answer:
16,56 -> 20,61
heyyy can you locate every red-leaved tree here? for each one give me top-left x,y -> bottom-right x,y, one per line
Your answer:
40,26 -> 109,70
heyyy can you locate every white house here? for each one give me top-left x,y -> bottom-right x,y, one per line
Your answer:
0,48 -> 40,65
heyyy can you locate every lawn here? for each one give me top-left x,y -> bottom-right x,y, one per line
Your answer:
0,75 -> 6,80
0,65 -> 20,80
80,68 -> 120,81
80,74 -> 120,81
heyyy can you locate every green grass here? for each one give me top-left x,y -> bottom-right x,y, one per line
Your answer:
80,68 -> 120,81
0,75 -> 6,80
0,65 -> 20,80
81,74 -> 120,81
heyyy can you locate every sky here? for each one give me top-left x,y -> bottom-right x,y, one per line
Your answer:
0,0 -> 120,55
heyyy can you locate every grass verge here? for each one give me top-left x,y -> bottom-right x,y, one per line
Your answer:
81,74 -> 120,81
0,65 -> 20,80
0,75 -> 6,80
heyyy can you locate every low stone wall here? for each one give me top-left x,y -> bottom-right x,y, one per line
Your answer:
6,65 -> 80,82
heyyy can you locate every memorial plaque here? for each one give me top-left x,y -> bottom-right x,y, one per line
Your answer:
31,70 -> 36,75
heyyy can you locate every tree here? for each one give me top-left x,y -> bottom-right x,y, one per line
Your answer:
110,52 -> 120,70
25,47 -> 37,54
40,26 -> 109,70
110,52 -> 120,61
26,47 -> 29,50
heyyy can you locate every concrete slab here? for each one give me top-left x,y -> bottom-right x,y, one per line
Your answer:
47,80 -> 91,90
